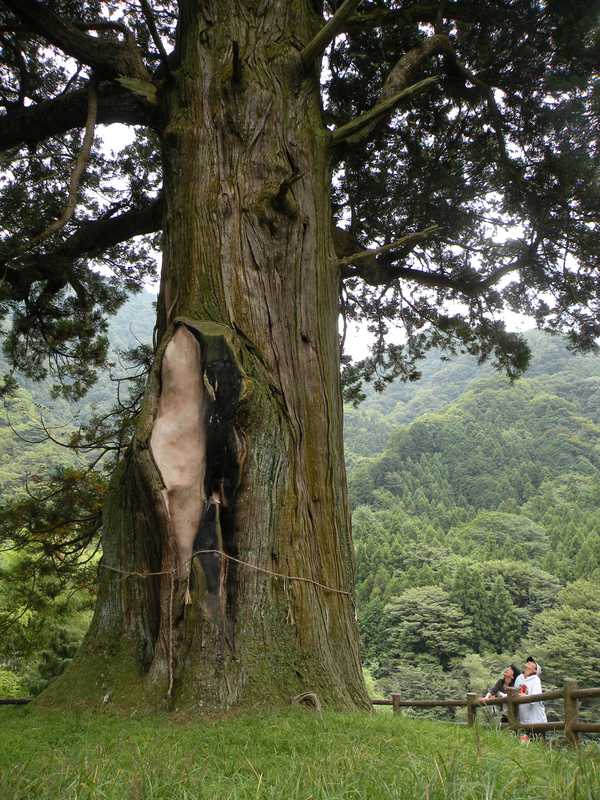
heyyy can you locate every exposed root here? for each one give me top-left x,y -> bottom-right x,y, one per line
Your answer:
292,691 -> 322,713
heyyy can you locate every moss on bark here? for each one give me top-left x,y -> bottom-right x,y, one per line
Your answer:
42,1 -> 369,714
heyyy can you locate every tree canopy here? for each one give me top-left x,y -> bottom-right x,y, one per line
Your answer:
0,0 -> 598,403
350,332 -> 600,704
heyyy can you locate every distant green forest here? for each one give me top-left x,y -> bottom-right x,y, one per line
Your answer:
0,291 -> 155,493
346,330 -> 600,709
2,297 -> 599,707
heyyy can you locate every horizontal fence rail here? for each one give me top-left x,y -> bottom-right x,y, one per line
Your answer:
0,698 -> 32,705
370,681 -> 600,745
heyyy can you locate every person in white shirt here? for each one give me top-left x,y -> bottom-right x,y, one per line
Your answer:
514,656 -> 547,726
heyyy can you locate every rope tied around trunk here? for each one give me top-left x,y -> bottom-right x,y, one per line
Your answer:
99,548 -> 353,702
99,548 -> 352,597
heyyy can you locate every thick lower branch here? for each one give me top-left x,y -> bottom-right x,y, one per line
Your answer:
0,81 -> 154,152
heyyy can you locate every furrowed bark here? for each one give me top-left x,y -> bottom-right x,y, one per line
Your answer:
43,1 -> 369,713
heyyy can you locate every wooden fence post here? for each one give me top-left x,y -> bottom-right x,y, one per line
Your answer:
467,692 -> 477,726
506,687 -> 518,731
564,680 -> 579,746
391,693 -> 401,714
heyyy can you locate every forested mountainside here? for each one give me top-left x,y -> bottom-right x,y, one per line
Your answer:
0,291 -> 155,494
2,301 -> 600,703
347,331 -> 600,706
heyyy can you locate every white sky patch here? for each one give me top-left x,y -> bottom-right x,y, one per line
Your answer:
96,123 -> 161,293
342,306 -> 534,361
98,122 -> 136,151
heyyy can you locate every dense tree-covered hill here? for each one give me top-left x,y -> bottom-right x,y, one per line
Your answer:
346,332 -> 600,704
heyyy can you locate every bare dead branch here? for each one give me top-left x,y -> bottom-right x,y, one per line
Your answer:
335,226 -> 439,267
332,33 -> 463,148
378,34 -> 450,104
25,82 -> 98,249
331,76 -> 439,145
301,0 -> 362,69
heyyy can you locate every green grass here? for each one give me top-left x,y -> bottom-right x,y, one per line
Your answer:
1,707 -> 599,799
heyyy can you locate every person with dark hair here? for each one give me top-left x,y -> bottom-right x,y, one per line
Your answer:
480,664 -> 520,724
514,656 -> 547,730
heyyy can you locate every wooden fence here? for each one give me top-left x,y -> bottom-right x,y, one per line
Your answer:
371,681 -> 600,745
0,698 -> 31,705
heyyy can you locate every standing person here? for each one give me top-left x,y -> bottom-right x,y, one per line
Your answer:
514,656 -> 547,734
480,664 -> 520,724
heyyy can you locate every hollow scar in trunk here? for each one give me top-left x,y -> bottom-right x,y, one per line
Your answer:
150,325 -> 206,577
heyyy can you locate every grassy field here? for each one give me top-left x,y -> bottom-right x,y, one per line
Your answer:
1,706 -> 599,799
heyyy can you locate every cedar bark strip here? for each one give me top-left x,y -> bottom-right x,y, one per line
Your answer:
43,0 -> 368,713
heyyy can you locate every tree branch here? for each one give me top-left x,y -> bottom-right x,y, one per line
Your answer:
331,76 -> 439,145
1,197 -> 163,301
442,49 -> 510,164
332,28 -> 512,163
1,0 -> 150,81
332,33 -> 454,147
335,224 -> 527,294
139,0 -> 170,73
378,34 -> 450,106
343,252 -> 522,295
344,2 -> 502,32
25,83 -> 98,249
336,226 -> 439,267
301,0 -> 362,69
0,81 -> 154,152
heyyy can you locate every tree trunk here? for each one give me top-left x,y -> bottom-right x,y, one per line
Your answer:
42,1 -> 369,713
